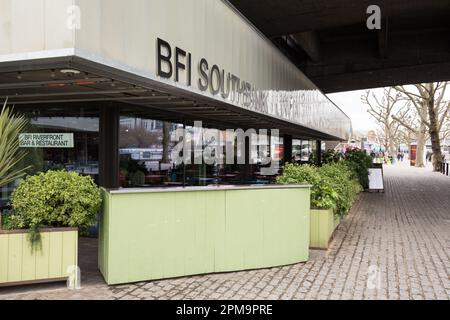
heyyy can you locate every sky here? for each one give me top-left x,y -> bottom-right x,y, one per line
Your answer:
327,89 -> 382,134
327,86 -> 450,135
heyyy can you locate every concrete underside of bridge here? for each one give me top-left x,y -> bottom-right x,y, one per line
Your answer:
229,0 -> 450,93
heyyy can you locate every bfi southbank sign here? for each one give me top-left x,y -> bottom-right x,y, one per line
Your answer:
156,38 -> 348,140
157,38 -> 268,114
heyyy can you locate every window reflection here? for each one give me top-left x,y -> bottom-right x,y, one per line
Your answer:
0,106 -> 99,207
292,139 -> 313,163
118,115 -> 285,188
119,116 -> 184,187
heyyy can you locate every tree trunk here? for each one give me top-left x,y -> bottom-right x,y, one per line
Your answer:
406,134 -> 412,150
426,92 -> 443,171
389,138 -> 396,163
383,126 -> 390,161
161,122 -> 171,163
416,123 -> 426,167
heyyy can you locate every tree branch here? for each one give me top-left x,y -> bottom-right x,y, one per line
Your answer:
394,85 -> 423,99
392,115 -> 419,133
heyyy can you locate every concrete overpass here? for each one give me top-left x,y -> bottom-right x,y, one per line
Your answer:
228,0 -> 450,93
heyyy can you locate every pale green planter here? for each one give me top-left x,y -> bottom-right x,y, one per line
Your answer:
99,186 -> 311,285
0,228 -> 78,286
310,209 -> 341,249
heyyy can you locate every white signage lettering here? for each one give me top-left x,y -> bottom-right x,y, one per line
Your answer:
19,133 -> 74,148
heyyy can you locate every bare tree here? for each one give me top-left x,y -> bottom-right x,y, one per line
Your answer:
391,101 -> 428,167
119,126 -> 161,148
375,128 -> 389,153
362,88 -> 403,161
396,127 -> 414,148
440,102 -> 450,141
394,82 -> 449,171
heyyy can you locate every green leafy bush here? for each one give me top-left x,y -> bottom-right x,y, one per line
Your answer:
6,170 -> 102,232
277,163 -> 338,210
129,170 -> 146,186
343,148 -> 373,189
278,162 -> 363,218
322,149 -> 343,164
1,210 -> 13,229
318,162 -> 362,217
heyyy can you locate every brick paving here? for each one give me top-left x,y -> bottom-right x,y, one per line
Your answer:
1,164 -> 449,300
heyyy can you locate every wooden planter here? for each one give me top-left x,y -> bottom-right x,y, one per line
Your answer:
0,228 -> 78,286
99,186 -> 311,285
310,209 -> 341,249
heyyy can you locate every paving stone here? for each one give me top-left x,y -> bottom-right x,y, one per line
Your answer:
1,165 -> 449,300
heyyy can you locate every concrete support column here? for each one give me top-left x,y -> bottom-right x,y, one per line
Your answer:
283,134 -> 292,164
315,140 -> 322,166
99,104 -> 120,189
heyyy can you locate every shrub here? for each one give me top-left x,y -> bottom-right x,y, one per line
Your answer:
129,170 -> 146,186
120,156 -> 148,175
277,163 -> 338,210
6,170 -> 102,232
1,209 -> 13,229
318,162 -> 362,217
322,149 -> 343,164
343,148 -> 373,189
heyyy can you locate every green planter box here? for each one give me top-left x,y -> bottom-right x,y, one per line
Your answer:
310,209 -> 341,249
0,228 -> 78,286
99,186 -> 311,285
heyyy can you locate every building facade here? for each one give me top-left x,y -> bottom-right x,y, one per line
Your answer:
0,0 -> 353,284
0,0 -> 351,197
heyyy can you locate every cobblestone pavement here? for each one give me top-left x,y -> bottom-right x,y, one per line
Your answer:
1,164 -> 449,300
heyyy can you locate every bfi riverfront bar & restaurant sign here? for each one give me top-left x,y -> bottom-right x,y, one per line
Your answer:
19,133 -> 74,148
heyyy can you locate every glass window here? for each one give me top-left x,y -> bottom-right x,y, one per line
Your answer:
292,139 -> 312,163
300,140 -> 309,162
118,114 -> 284,188
221,131 -> 282,185
0,105 -> 99,207
292,139 -> 302,163
119,115 -> 184,188
183,126 -> 221,186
